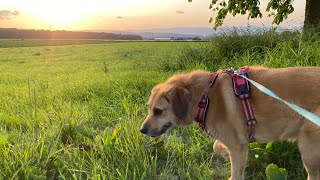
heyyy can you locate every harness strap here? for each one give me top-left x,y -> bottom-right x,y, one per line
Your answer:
195,73 -> 218,130
226,66 -> 257,142
238,73 -> 320,126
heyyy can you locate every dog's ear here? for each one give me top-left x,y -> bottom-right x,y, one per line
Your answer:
166,86 -> 191,119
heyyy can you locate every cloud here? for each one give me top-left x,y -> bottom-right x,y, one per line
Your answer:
116,16 -> 123,19
0,10 -> 19,20
176,10 -> 184,14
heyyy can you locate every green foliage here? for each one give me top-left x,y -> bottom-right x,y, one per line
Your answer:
247,142 -> 305,179
0,28 -> 143,40
266,164 -> 288,180
188,0 -> 294,29
266,0 -> 294,25
176,30 -> 320,69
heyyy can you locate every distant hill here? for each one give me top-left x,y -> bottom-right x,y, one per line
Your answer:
123,31 -> 203,40
95,29 -> 203,40
99,26 -> 302,40
0,28 -> 143,40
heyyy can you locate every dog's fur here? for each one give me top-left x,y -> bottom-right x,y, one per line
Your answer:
140,66 -> 320,180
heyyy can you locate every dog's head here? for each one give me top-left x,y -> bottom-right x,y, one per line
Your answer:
140,80 -> 194,137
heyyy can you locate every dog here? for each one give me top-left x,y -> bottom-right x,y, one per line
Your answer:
140,66 -> 320,180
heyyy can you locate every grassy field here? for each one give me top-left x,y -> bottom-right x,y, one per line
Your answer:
0,39 -> 112,48
0,32 -> 319,179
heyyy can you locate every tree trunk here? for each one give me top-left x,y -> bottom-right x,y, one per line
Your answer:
304,0 -> 320,29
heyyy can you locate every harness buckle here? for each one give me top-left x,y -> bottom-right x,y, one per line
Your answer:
238,88 -> 249,97
247,119 -> 257,126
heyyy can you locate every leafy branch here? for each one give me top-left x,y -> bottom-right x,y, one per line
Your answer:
188,0 -> 294,29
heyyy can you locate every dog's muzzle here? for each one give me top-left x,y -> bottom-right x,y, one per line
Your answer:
140,122 -> 172,137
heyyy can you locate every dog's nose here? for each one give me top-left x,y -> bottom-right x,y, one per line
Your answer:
140,127 -> 148,134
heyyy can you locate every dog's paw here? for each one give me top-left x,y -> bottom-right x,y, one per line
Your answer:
213,140 -> 230,161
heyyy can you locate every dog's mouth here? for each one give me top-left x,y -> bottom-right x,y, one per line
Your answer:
150,122 -> 173,137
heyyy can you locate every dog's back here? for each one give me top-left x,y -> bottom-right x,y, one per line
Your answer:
245,67 -> 320,142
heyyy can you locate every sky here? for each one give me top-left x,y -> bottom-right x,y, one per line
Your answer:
0,0 -> 306,31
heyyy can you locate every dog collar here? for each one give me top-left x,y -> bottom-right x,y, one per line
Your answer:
195,73 -> 219,130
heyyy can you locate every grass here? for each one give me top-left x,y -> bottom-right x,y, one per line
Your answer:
0,31 -> 319,179
0,39 -> 114,48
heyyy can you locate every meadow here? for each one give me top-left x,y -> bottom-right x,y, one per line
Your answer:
0,31 -> 319,179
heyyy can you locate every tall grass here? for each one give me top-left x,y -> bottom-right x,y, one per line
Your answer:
0,31 -> 319,179
166,30 -> 320,72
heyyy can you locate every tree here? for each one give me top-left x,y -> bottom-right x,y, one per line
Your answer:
188,0 -> 320,29
304,0 -> 320,28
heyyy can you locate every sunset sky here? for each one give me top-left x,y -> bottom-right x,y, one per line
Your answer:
0,0 -> 306,31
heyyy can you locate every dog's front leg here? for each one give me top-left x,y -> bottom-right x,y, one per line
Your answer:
228,144 -> 248,180
213,140 -> 230,160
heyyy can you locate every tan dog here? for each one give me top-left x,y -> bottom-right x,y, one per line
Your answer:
140,66 -> 320,180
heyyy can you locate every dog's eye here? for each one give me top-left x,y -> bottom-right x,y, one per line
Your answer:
153,108 -> 163,116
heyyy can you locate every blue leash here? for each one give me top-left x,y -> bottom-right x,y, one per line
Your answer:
235,72 -> 320,126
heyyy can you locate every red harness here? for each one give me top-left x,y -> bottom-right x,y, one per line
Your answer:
195,73 -> 218,130
195,67 -> 257,142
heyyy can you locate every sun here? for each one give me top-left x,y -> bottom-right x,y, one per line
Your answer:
27,0 -> 153,27
38,10 -> 80,26
30,1 -> 92,27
